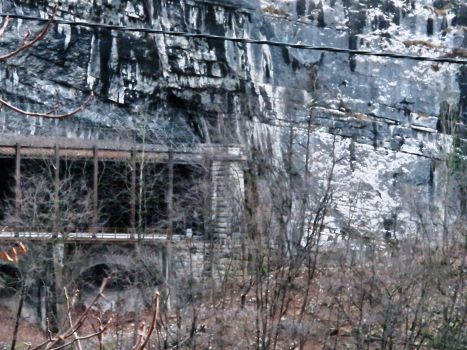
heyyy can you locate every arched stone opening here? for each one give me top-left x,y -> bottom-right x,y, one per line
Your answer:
0,264 -> 22,296
76,262 -> 163,314
78,263 -> 138,291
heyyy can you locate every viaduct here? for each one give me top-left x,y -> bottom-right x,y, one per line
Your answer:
0,132 -> 247,330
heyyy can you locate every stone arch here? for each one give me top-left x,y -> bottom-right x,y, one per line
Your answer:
76,254 -> 134,277
0,264 -> 22,296
72,253 -> 137,290
78,262 -> 136,291
69,243 -> 167,295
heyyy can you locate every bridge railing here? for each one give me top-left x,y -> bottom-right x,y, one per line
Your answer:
0,226 -> 197,240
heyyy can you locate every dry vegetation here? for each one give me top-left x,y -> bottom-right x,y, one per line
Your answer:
0,306 -> 44,346
443,47 -> 467,59
188,239 -> 467,350
403,40 -> 441,49
0,272 -> 160,350
423,4 -> 454,16
262,6 -> 291,17
5,235 -> 467,350
3,2 -> 467,350
442,26 -> 467,34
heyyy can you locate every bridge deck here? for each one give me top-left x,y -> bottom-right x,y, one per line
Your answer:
0,231 -> 198,242
0,134 -> 246,162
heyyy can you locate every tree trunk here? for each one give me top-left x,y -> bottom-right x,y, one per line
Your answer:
11,282 -> 25,350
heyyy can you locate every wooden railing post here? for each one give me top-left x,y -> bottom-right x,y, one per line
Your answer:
93,146 -> 98,238
167,149 -> 174,239
130,148 -> 136,239
14,143 -> 21,237
54,144 -> 60,236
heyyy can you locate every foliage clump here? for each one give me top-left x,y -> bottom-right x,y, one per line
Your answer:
443,47 -> 467,59
423,4 -> 454,16
403,40 -> 441,49
262,6 -> 290,17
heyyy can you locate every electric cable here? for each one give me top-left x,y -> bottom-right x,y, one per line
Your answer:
0,12 -> 466,64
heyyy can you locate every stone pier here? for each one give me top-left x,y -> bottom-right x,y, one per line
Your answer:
210,149 -> 245,239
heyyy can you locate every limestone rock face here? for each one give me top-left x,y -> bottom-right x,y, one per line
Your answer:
0,0 -> 466,239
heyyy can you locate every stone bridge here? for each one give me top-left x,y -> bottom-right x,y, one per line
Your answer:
0,133 -> 247,330
0,238 -> 211,330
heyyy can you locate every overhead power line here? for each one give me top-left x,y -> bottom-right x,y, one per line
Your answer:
0,12 -> 466,64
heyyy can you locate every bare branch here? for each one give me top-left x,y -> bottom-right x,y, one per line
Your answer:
45,105 -> 60,115
131,322 -> 147,350
46,318 -> 52,340
32,322 -> 111,350
45,325 -> 111,350
0,6 -> 94,119
0,17 -> 9,38
64,288 -> 83,350
133,291 -> 160,350
20,31 -> 32,47
96,317 -> 108,350
0,92 -> 94,119
32,338 -> 52,350
30,277 -> 111,350
0,5 -> 57,61
54,277 -> 109,341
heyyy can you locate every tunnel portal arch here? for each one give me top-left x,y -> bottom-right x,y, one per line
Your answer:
0,264 -> 22,296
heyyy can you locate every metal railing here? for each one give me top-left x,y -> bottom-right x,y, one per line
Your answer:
0,226 -> 199,241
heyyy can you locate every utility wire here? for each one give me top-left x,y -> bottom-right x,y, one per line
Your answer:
0,12 -> 466,64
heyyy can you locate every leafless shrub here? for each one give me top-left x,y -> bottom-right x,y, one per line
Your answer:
262,6 -> 291,17
403,40 -> 442,49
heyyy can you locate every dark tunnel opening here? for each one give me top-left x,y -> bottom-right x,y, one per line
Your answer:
78,263 -> 136,291
0,158 -> 14,222
0,264 -> 22,296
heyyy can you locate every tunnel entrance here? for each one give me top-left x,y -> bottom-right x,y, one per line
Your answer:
79,263 -> 138,291
0,264 -> 21,296
0,158 -> 14,222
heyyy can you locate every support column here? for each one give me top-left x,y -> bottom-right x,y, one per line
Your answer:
40,284 -> 47,331
211,161 -> 229,238
54,144 -> 60,235
52,242 -> 65,323
130,148 -> 136,239
93,146 -> 98,238
14,143 -> 21,237
162,244 -> 171,311
211,160 -> 245,239
167,149 -> 174,239
164,150 -> 174,310
230,160 -> 246,237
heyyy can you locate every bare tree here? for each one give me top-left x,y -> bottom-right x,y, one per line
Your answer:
2,157 -> 107,233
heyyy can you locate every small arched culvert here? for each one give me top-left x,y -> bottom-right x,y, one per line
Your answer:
72,253 -> 134,280
0,264 -> 22,296
77,263 -> 138,291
